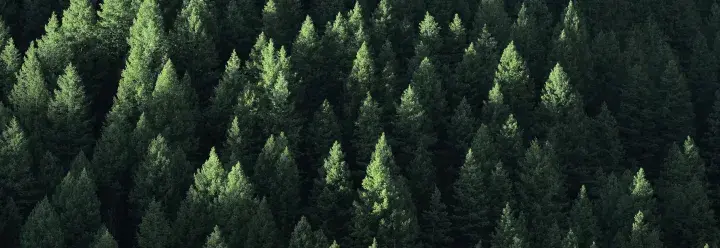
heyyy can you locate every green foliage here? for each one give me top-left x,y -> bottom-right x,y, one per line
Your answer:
308,100 -> 342,168
253,134 -> 300,235
0,118 -> 36,215
292,16 -> 322,115
420,185 -> 452,248
244,198 -> 278,248
90,226 -> 118,248
97,0 -> 137,62
207,51 -> 245,146
473,0 -> 511,47
494,41 -> 534,131
353,93 -> 383,173
448,97 -> 476,155
410,13 -> 442,71
220,0 -> 259,57
46,64 -> 92,167
345,42 -> 376,124
0,37 -> 20,98
590,31 -> 622,113
511,0 -> 553,88
52,169 -> 101,248
216,162 -> 254,248
409,58 -> 446,134
550,0 -> 593,108
203,226 -> 227,248
311,141 -> 353,241
490,203 -> 528,248
454,25 -> 498,108
289,216 -> 329,248
452,149 -> 490,245
621,211 -> 663,248
21,197 -> 64,248
570,186 -> 599,247
261,0 -> 303,48
137,200 -> 171,248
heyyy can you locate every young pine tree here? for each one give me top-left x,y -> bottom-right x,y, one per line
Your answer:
20,197 -> 64,248
203,226 -> 227,248
216,162 -> 255,248
289,216 -> 329,248
311,141 -> 353,242
493,41 -> 534,132
137,200 -> 171,248
52,169 -> 101,248
421,185 -> 453,248
91,226 -> 118,248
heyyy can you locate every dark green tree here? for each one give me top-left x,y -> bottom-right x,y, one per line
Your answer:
687,32 -> 717,134
308,100 -> 342,170
46,64 -> 92,168
203,226 -> 226,248
310,0 -> 346,31
656,59 -> 694,151
454,25 -> 498,108
570,185 -> 599,248
91,226 -> 118,248
291,16 -> 322,115
510,0 -> 553,88
345,42 -> 376,126
0,118 -> 36,216
490,203 -> 528,248
261,0 -> 303,48
216,162 -> 255,248
493,41 -> 534,131
244,198 -> 278,248
620,211 -> 663,248
137,200 -> 171,248
410,57 -> 447,132
452,149 -> 490,245
705,90 -> 720,208
220,0 -> 259,57
448,97 -> 476,161
473,0 -> 510,47
587,103 -> 624,177
353,93 -> 383,179
34,12 -> 70,87
52,169 -> 101,248
421,185 -> 452,248
0,37 -> 20,98
444,14 -> 466,71
590,31 -> 622,113
311,141 -> 353,242
289,216 -> 329,248
96,0 -> 137,70
410,12 -> 443,72
351,133 -> 419,248
20,197 -> 64,248
207,50 -> 245,147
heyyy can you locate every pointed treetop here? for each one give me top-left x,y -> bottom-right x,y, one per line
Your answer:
631,168 -> 653,197
153,59 -> 179,95
204,226 -> 227,248
541,63 -> 579,110
91,225 -> 118,248
61,0 -> 97,36
561,229 -> 579,248
419,12 -> 440,39
296,15 -> 318,46
192,147 -> 227,200
223,162 -> 254,200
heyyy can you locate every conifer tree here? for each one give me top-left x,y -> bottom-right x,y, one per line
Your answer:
448,98 -> 476,160
587,103 -> 624,177
444,14 -> 466,69
347,1 -> 370,52
480,82 -> 510,130
511,0 -> 552,87
261,0 -> 303,48
562,229 -> 579,248
452,149 -> 490,245
411,13 -> 443,72
290,216 -> 329,248
173,148 -> 226,248
310,0 -> 346,32
570,186 -> 599,248
421,185 -> 453,248
91,226 -> 118,248
146,59 -> 199,158
376,40 -> 400,118
0,37 -> 20,98
216,162 -> 255,248
53,169 -> 101,248
329,240 -> 340,248
220,0 -> 259,57
657,59 -> 694,150
426,0 -> 454,25
550,0 -> 593,108
244,198 -> 278,248
96,0 -> 137,66
20,197 -> 64,248
590,31 -> 622,113
621,211 -> 663,248
308,100 -> 342,168
60,0 -> 98,75
688,31 -> 718,134
137,200 -> 171,248
9,42 -> 50,161
353,93 -> 383,176
171,0 -> 219,103
225,88 -> 265,170
46,64 -> 92,167
490,203 -> 528,248
322,13 -> 353,108
207,51 -> 244,147
454,26 -> 498,108
292,16 -> 322,114
351,133 -> 419,248
203,226 -> 227,248
312,141 -> 353,241
253,134 -> 300,234
33,12 -> 68,87
0,118 -> 35,217
517,140 -> 565,247
410,57 -> 447,132
345,42 -> 376,125
258,42 -> 301,150
129,135 -> 189,220
493,41 -> 534,131
473,0 -> 511,47
705,90 -> 720,205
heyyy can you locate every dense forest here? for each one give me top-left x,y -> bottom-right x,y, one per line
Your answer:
2,0 -> 720,247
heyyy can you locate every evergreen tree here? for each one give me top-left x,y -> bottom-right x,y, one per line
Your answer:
452,149 -> 490,245
137,200 -> 171,248
291,16 -> 322,115
203,226 -> 227,248
312,141 -> 353,242
9,43 -> 50,162
308,100 -> 342,170
171,0 -> 220,103
96,0 -> 137,67
321,13 -> 353,109
253,134 -> 300,234
490,203 -> 528,248
410,57 -> 447,133
20,197 -> 64,248
261,0 -> 303,48
0,37 -> 20,98
289,216 -> 329,248
207,50 -> 245,147
410,13 -> 443,72
587,103 -> 624,177
510,0 -> 553,88
656,59 -> 694,151
91,226 -> 118,248
310,0 -> 346,31
516,140 -> 565,247
493,41 -> 534,131
220,0 -> 259,57
33,12 -> 69,87
46,64 -> 92,168
426,0 -> 454,25
621,211 -> 663,248
145,59 -> 199,158
216,162 -> 255,248
129,134 -> 189,220
351,133 -> 419,248
590,31 -> 622,113
473,0 -> 510,47
705,90 -> 720,207
454,26 -> 498,108
353,93 -> 383,177
562,229 -> 579,248
444,14 -> 467,71
244,198 -> 278,248
345,42 -> 376,126
421,185 -> 453,248
480,82 -> 510,130
0,119 -> 37,216
52,169 -> 101,248
687,32 -> 717,133
448,98 -> 476,160
570,186 -> 599,248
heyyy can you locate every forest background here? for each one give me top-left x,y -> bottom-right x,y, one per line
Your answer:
0,0 -> 717,247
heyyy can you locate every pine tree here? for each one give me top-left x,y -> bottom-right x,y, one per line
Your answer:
444,14 -> 466,71
426,0 -> 454,25
46,64 -> 92,168
129,134 -> 189,220
0,120 -> 37,216
347,1 -> 370,53
452,149 -> 490,245
596,172 -> 631,248
91,226 -> 118,248
137,200 -> 171,248
587,103 -> 624,177
351,133 -> 419,247
562,229 -> 579,248
261,0 -> 303,48
225,89 -> 264,170
171,0 -> 219,103
657,59 -> 694,151
289,216 -> 329,248
329,240 -> 340,248
321,13 -> 353,109
621,211 -> 663,248
312,141 -> 353,241
493,41 -> 534,131
705,90 -> 720,207
590,31 -> 622,113
253,134 -> 300,235
308,100 -> 342,169
310,0 -> 346,32
145,59 -> 199,158
96,0 -> 137,64
207,50 -> 245,147
345,42 -> 376,125
410,13 -> 443,72
410,57 -> 447,133
510,0 -> 552,88
20,197 -> 64,248
59,0 -> 98,81
687,32 -> 717,134
480,82 -> 510,130
216,162 -> 255,248
550,0 -> 593,108
454,26 -> 498,108
34,12 -> 70,87
490,203 -> 528,248
52,169 -> 101,248
220,0 -> 259,57
473,0 -> 511,47
448,98 -> 476,159
0,37 -> 20,98
244,198 -> 278,248
517,140 -> 565,247
9,43 -> 50,162
421,185 -> 453,248
570,186 -> 599,248
291,16 -> 322,114
353,93 -> 384,174
203,226 -> 227,248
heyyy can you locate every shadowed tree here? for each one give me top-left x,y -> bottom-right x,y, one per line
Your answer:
21,197 -> 64,248
52,169 -> 101,248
